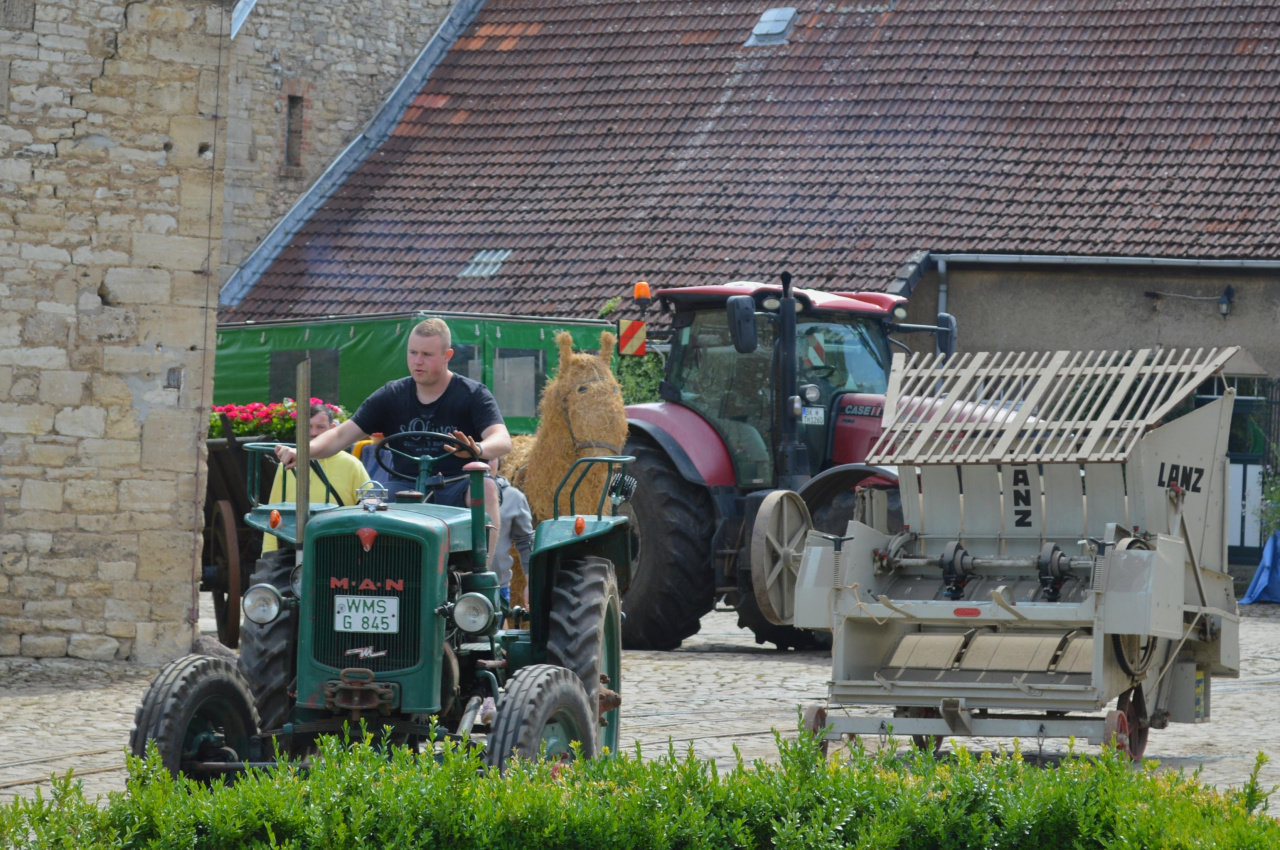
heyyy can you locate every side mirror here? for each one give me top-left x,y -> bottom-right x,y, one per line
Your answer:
935,312 -> 957,358
726,295 -> 758,354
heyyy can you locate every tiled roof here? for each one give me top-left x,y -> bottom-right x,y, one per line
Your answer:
224,0 -> 1280,322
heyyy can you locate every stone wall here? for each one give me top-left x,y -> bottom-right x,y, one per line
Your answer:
0,0 -> 230,662
218,0 -> 457,283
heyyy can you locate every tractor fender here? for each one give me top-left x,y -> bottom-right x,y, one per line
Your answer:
525,518 -> 632,649
797,463 -> 899,512
625,403 -> 735,487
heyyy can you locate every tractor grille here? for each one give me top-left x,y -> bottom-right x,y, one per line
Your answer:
311,533 -> 423,672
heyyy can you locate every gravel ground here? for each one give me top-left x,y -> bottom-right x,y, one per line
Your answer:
2,600 -> 1278,805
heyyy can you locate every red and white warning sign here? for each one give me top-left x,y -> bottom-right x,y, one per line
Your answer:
618,319 -> 646,356
802,332 -> 825,368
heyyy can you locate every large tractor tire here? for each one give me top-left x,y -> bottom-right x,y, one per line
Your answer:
130,654 -> 258,780
485,664 -> 598,771
616,439 -> 715,650
735,588 -> 829,650
237,550 -> 302,753
547,556 -> 622,754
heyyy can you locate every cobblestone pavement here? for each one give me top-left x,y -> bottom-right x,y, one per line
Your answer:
3,601 -> 1278,805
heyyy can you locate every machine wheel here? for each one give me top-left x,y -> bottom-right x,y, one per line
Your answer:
485,665 -> 598,771
237,550 -> 303,754
209,500 -> 242,649
802,704 -> 830,758
734,588 -> 829,650
130,654 -> 258,779
547,557 -> 622,755
750,490 -> 812,626
1103,709 -> 1134,760
1117,688 -> 1149,761
615,439 -> 715,650
896,706 -> 943,754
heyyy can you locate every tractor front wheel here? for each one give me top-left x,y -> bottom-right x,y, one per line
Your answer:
547,556 -> 622,755
130,654 -> 258,780
616,440 -> 715,650
237,549 -> 306,756
485,665 -> 598,771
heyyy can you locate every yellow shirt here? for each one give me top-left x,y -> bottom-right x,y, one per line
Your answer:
262,451 -> 370,553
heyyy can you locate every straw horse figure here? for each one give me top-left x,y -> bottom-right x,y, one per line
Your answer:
503,331 -> 628,602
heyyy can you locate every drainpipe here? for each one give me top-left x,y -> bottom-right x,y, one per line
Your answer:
936,257 -> 948,316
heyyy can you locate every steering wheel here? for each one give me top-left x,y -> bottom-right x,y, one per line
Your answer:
373,430 -> 480,480
244,442 -> 344,505
804,363 -> 837,380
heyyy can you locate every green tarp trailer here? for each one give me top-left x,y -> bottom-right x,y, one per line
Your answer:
214,311 -> 613,435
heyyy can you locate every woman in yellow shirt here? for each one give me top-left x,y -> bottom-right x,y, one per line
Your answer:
261,403 -> 369,553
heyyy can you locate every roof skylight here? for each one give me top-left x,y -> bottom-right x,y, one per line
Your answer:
458,249 -> 512,277
745,7 -> 797,47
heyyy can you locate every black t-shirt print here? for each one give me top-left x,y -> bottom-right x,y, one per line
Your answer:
351,374 -> 504,479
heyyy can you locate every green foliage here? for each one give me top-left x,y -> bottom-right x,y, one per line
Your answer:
598,296 -> 623,318
615,352 -> 664,405
1258,465 -> 1280,540
2,723 -> 1276,850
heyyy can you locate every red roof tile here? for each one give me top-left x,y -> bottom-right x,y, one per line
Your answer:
225,0 -> 1280,321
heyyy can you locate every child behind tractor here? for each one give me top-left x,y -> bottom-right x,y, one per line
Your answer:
490,458 -> 534,604
262,403 -> 367,554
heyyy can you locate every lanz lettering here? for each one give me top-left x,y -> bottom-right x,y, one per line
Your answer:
1156,462 -> 1204,493
1011,467 -> 1033,527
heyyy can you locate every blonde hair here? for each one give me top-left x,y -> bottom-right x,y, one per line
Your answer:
411,317 -> 452,349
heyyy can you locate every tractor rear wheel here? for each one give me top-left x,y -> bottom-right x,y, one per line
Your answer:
616,440 -> 715,650
485,664 -> 598,771
237,550 -> 305,755
547,556 -> 622,755
130,654 -> 258,780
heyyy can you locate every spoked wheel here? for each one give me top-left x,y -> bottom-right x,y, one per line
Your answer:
1117,688 -> 1149,761
485,665 -> 598,771
750,490 -> 813,627
209,500 -> 242,649
130,655 -> 258,780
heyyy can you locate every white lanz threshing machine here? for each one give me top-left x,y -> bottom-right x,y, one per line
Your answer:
753,348 -> 1241,758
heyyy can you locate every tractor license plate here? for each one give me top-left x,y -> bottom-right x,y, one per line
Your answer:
802,406 -> 825,425
334,596 -> 399,633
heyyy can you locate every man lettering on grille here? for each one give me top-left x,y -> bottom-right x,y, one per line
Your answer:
275,318 -> 511,561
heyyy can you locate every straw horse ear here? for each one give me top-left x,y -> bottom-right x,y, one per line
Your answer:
598,330 -> 616,365
556,331 -> 575,366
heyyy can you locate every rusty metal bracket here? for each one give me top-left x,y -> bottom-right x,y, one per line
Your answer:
324,667 -> 397,716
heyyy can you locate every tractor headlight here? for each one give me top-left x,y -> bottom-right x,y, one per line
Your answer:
801,384 -> 822,404
290,564 -> 303,598
453,592 -> 495,634
243,583 -> 283,625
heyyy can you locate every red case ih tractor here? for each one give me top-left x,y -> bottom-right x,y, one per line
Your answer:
619,273 -> 955,650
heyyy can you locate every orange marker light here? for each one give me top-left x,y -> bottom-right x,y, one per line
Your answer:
357,527 -> 378,552
574,516 -> 586,535
633,280 -> 651,300
269,509 -> 282,529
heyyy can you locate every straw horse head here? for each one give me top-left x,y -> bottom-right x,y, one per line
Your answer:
505,330 -> 628,525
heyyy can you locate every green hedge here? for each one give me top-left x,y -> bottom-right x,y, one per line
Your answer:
2,725 -> 1276,850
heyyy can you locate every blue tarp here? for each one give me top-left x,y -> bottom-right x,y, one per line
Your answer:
1241,530 -> 1280,604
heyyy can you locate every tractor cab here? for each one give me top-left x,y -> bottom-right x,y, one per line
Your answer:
660,283 -> 895,487
619,275 -> 957,651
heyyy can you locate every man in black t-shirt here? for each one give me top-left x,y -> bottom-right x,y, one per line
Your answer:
275,318 -> 512,558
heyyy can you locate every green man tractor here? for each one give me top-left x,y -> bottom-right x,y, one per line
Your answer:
131,430 -> 634,776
